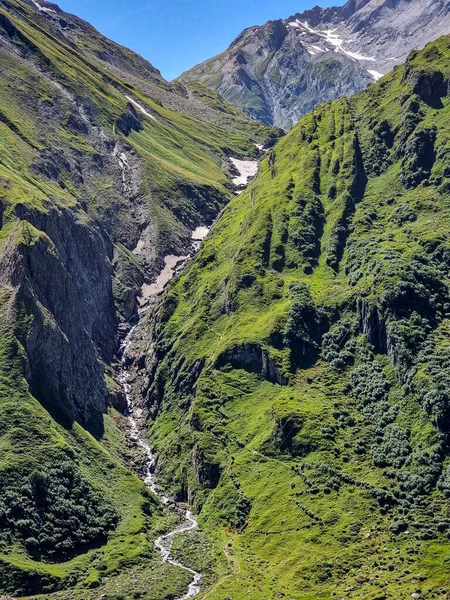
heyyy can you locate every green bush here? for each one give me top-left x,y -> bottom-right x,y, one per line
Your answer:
321,319 -> 357,368
283,282 -> 326,367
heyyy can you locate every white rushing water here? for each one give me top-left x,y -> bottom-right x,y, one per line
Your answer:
119,226 -> 214,599
120,334 -> 202,600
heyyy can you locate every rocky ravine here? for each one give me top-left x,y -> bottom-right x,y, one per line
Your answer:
178,0 -> 450,128
121,321 -> 202,600
114,156 -> 259,599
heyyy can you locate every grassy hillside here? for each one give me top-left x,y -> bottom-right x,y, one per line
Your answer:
0,0 -> 277,596
142,36 -> 450,599
0,288 -> 182,597
0,0 -> 276,244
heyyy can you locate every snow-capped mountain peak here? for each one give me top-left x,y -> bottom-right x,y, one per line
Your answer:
178,0 -> 450,128
287,18 -> 379,80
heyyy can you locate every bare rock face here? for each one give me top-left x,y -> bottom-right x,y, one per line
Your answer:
402,59 -> 449,105
116,104 -> 144,137
1,204 -> 118,427
215,344 -> 288,385
357,299 -> 389,356
192,445 -> 221,489
178,0 -> 450,128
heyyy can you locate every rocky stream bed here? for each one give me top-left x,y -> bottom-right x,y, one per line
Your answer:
116,154 -> 258,599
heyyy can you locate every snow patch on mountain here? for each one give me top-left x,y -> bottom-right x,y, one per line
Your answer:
290,19 -> 376,63
319,26 -> 345,49
32,0 -> 57,13
230,158 -> 258,187
342,48 -> 376,61
304,45 -> 318,55
125,96 -> 157,121
368,69 -> 384,80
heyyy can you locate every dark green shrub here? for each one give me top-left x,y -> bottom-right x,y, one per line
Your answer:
0,463 -> 118,560
283,282 -> 326,367
321,319 -> 357,368
389,519 -> 408,535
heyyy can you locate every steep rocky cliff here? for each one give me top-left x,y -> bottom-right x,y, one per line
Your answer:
142,35 -> 450,598
179,0 -> 450,128
5,204 -> 117,426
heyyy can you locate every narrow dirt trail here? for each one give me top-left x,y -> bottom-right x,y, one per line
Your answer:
199,535 -> 240,600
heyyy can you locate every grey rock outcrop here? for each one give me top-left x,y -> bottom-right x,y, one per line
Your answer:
179,0 -> 450,128
0,204 -> 118,427
215,343 -> 288,385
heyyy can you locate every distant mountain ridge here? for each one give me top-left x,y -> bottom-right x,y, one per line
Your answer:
178,0 -> 450,128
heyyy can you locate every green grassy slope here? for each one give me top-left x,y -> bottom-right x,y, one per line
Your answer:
0,0 -> 275,228
0,291 -> 173,597
0,1 -> 278,328
143,36 -> 450,599
0,0 -> 277,596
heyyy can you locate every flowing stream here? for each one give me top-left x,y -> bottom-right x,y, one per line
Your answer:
119,361 -> 202,599
119,226 -> 211,600
118,155 -> 262,595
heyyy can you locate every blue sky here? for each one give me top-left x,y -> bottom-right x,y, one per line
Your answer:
56,0 -> 344,81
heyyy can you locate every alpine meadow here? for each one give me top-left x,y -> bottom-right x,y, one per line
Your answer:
0,1 -> 450,600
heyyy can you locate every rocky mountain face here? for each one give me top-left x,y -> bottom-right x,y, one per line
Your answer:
142,36 -> 450,598
0,0 -> 276,594
178,0 -> 450,128
0,0 -> 275,420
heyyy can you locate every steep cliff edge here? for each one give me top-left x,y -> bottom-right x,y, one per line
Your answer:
2,204 -> 116,426
142,36 -> 450,599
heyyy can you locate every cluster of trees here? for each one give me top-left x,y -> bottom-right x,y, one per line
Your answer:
283,282 -> 326,368
0,463 -> 118,560
321,319 -> 356,368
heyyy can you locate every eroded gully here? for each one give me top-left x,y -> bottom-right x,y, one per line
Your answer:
118,227 -> 208,600
118,155 -> 260,600
119,368 -> 202,600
